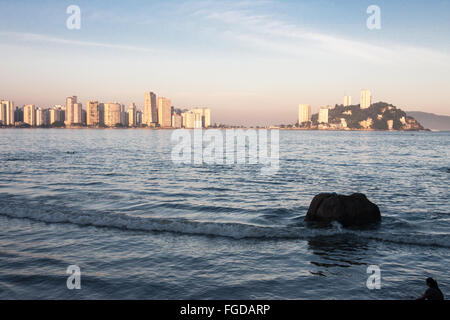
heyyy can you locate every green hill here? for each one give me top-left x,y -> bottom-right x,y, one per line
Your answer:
310,102 -> 426,130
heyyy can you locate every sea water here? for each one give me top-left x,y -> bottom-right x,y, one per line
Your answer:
0,129 -> 448,299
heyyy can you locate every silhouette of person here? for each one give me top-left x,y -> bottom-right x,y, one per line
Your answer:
416,277 -> 444,300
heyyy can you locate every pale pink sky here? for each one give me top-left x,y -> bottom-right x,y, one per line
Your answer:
1,1 -> 449,126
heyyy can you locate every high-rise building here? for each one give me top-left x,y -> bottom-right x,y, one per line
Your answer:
360,90 -> 372,109
182,111 -> 195,129
61,108 -> 66,122
14,107 -> 23,123
1,101 -> 15,125
36,108 -> 50,127
45,109 -> 51,126
194,113 -> 202,128
24,105 -> 36,126
143,93 -> 150,125
65,96 -> 77,126
136,110 -> 143,126
87,101 -> 103,126
189,108 -> 211,128
144,92 -> 158,126
120,104 -> 127,126
172,113 -> 182,128
98,103 -> 104,126
298,104 -> 311,124
49,109 -> 57,125
181,111 -> 188,128
318,107 -> 329,124
343,96 -> 352,106
50,106 -> 64,125
203,108 -> 211,128
181,110 -> 203,129
73,103 -> 82,124
158,97 -> 172,128
0,102 -> 6,125
36,108 -> 44,126
82,109 -> 87,125
104,103 -> 122,127
128,103 -> 137,127
0,101 -> 14,125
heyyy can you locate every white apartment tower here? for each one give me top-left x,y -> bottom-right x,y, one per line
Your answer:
0,102 -> 6,125
298,104 -> 311,124
128,103 -> 137,127
36,108 -> 44,126
104,103 -> 122,127
172,113 -> 182,128
73,103 -> 82,124
87,101 -> 103,126
0,101 -> 14,125
24,105 -> 36,126
182,111 -> 203,129
203,108 -> 211,128
360,90 -> 372,109
65,96 -> 77,126
50,107 -> 64,124
188,108 -> 211,128
158,97 -> 172,128
5,101 -> 14,125
318,107 -> 329,124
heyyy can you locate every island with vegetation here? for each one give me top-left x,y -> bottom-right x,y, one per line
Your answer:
293,102 -> 427,131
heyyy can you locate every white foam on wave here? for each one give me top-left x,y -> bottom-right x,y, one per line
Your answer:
0,207 -> 298,239
1,208 -> 449,248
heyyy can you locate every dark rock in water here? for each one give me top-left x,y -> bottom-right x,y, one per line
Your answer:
305,193 -> 381,227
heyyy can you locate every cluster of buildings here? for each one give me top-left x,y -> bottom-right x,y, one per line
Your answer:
140,92 -> 211,129
0,92 -> 211,129
298,89 -> 373,126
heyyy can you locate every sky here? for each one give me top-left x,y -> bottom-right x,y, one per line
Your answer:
0,0 -> 449,126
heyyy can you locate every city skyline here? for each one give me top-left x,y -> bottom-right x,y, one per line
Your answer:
1,90 -> 213,129
0,0 -> 449,126
0,88 -> 440,129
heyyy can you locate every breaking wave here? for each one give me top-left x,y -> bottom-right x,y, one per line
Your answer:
0,208 -> 449,248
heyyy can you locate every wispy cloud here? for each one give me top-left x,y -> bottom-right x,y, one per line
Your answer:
0,31 -> 157,53
193,6 -> 450,65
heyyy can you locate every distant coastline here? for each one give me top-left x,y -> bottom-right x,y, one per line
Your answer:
406,111 -> 450,131
0,126 -> 432,131
0,100 -> 437,132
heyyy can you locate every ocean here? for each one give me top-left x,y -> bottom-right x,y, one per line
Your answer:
0,129 -> 448,299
